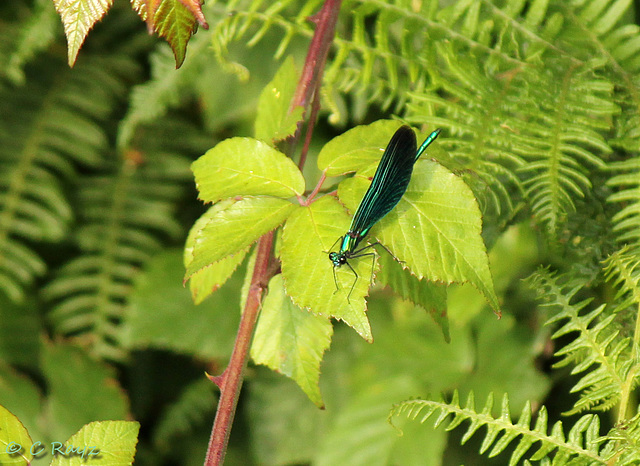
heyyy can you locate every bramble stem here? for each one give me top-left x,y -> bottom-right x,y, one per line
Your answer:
203,1 -> 343,464
204,231 -> 274,465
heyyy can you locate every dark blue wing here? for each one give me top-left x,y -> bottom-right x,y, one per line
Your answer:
348,125 -> 417,237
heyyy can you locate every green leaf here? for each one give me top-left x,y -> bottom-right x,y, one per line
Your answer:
0,294 -> 41,367
40,344 -> 129,441
184,205 -> 249,303
52,0 -> 113,66
255,55 -> 304,143
0,365 -> 43,444
188,250 -> 249,304
377,254 -> 449,343
185,197 -> 295,279
459,315 -> 551,413
339,159 -> 500,316
0,404 -> 33,465
315,378 -> 447,466
192,138 -> 305,204
281,196 -> 373,341
251,274 -> 333,407
246,369 -> 325,465
133,0 -> 206,68
126,249 -> 241,360
50,420 -> 140,466
317,120 -> 405,176
152,378 -> 216,447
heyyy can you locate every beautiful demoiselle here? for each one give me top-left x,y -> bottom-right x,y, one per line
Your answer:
329,125 -> 441,300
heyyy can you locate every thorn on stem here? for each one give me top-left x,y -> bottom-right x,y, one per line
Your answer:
206,371 -> 224,388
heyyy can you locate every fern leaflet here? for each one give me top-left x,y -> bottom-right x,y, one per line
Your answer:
526,268 -> 627,414
43,128 -> 194,360
0,55 -> 133,302
390,390 -> 607,465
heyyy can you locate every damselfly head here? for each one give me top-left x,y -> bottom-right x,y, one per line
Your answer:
329,251 -> 347,267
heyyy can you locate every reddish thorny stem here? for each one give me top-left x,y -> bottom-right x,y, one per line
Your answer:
203,1 -> 343,464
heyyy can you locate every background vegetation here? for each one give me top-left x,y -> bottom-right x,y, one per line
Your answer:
1,0 -> 640,464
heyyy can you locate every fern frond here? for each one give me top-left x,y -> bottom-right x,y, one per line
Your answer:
117,29 -> 215,148
0,55 -> 133,302
43,134 -> 194,360
559,0 -> 640,153
408,53 -> 614,231
2,0 -> 59,84
436,0 -> 570,66
607,158 -> 640,243
603,245 -> 640,313
152,378 -> 216,448
209,0 -> 571,123
502,59 -> 614,237
526,268 -> 628,414
390,391 -> 604,465
602,413 -> 640,464
405,46 -> 527,219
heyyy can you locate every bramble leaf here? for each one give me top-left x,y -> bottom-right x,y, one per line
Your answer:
281,195 -> 374,341
0,404 -> 33,465
132,0 -> 208,68
317,120 -> 405,176
192,138 -> 305,204
251,274 -> 333,407
377,254 -> 449,342
50,420 -> 139,466
52,0 -> 113,66
339,158 -> 500,316
185,197 -> 295,279
255,56 -> 304,144
184,204 -> 249,303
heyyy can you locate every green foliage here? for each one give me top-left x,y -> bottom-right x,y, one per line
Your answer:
608,157 -> 640,243
251,274 -> 333,407
0,54 -> 136,303
125,249 -> 242,359
254,55 -> 304,143
0,402 -> 140,466
152,378 -> 217,448
390,391 -> 608,465
4,0 -> 640,464
43,141 -> 193,360
3,0 -> 59,84
527,268 -> 626,414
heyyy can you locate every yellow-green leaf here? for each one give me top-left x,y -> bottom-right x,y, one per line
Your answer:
251,275 -> 332,407
192,138 -> 305,204
184,204 -> 249,303
339,160 -> 500,316
53,0 -> 113,66
50,420 -> 140,466
317,120 -> 405,176
0,404 -> 33,465
255,56 -> 304,144
185,197 -> 295,279
377,254 -> 450,342
281,196 -> 374,341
